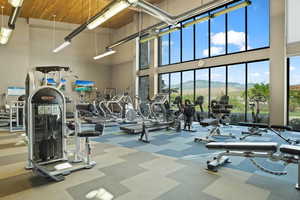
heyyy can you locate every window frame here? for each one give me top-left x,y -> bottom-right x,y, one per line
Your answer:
157,0 -> 270,67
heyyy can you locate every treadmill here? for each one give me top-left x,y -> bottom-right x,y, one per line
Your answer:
119,94 -> 173,134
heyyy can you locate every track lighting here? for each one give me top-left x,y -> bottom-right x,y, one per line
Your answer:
8,0 -> 24,7
87,1 -> 132,30
93,49 -> 116,60
53,41 -> 71,53
0,27 -> 13,45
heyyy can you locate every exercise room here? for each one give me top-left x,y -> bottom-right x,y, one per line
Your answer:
0,0 -> 299,199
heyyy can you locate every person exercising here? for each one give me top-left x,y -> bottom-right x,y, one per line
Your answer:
183,99 -> 195,131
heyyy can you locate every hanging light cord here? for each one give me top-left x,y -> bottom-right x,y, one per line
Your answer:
52,15 -> 56,50
94,0 -> 98,55
1,6 -> 4,27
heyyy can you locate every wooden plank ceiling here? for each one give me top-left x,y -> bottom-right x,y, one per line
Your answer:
0,0 -> 164,28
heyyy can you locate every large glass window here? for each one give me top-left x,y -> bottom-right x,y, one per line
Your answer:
182,19 -> 195,62
182,71 -> 194,102
247,60 -> 270,123
195,69 -> 209,114
210,66 -> 226,101
158,73 -> 169,94
139,40 -> 150,70
210,8 -> 226,57
288,56 -> 300,130
170,28 -> 181,64
157,1 -> 270,67
158,60 -> 269,124
159,28 -> 170,66
227,2 -> 246,53
247,0 -> 269,50
139,76 -> 149,101
228,64 -> 246,123
170,72 -> 181,106
195,14 -> 209,59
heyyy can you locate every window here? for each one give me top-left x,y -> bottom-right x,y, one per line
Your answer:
288,56 -> 300,130
210,7 -> 226,57
159,28 -> 170,66
247,0 -> 270,50
182,19 -> 195,62
182,71 -> 195,102
227,1 -> 246,53
139,76 -> 149,101
247,60 -> 270,123
170,72 -> 181,106
158,60 -> 269,124
139,40 -> 150,70
228,64 -> 246,122
210,66 -> 226,101
195,14 -> 209,59
195,69 -> 209,114
170,28 -> 181,64
158,73 -> 169,94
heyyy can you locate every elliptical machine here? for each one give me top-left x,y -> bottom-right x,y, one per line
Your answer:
239,95 -> 268,140
25,66 -> 103,182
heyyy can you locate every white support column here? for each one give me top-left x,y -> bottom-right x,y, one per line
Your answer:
269,0 -> 287,125
135,37 -> 140,106
151,37 -> 159,97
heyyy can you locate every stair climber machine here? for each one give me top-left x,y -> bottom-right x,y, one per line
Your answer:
25,66 -> 103,182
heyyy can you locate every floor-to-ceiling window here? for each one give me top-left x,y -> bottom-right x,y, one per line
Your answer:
228,64 -> 246,123
139,39 -> 150,70
182,19 -> 195,62
159,27 -> 170,66
210,66 -> 226,101
210,7 -> 226,57
288,56 -> 300,130
170,28 -> 181,64
227,2 -> 246,53
247,0 -> 270,50
139,76 -> 149,101
182,70 -> 195,102
158,73 -> 169,94
195,14 -> 209,59
247,60 -> 270,123
195,69 -> 209,116
157,0 -> 270,67
158,60 -> 270,124
170,72 -> 181,107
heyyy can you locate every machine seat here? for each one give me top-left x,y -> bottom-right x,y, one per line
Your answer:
200,118 -> 219,127
206,142 -> 278,152
238,122 -> 269,128
280,145 -> 300,155
78,131 -> 102,137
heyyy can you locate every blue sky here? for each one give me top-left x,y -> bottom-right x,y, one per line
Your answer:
290,56 -> 300,85
159,0 -> 270,86
160,0 -> 269,65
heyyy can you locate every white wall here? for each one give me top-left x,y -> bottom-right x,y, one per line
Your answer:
287,0 -> 300,44
0,18 -> 113,97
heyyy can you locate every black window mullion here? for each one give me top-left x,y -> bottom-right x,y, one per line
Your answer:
168,73 -> 171,101
208,68 -> 211,114
193,17 -> 196,60
168,27 -> 171,65
287,58 -> 290,125
193,70 -> 196,103
225,6 -> 228,55
180,72 -> 183,98
245,63 -> 248,122
180,23 -> 183,63
208,12 -> 211,58
225,66 -> 228,95
245,5 -> 248,51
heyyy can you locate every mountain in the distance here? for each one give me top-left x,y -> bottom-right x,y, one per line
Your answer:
168,80 -> 252,90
